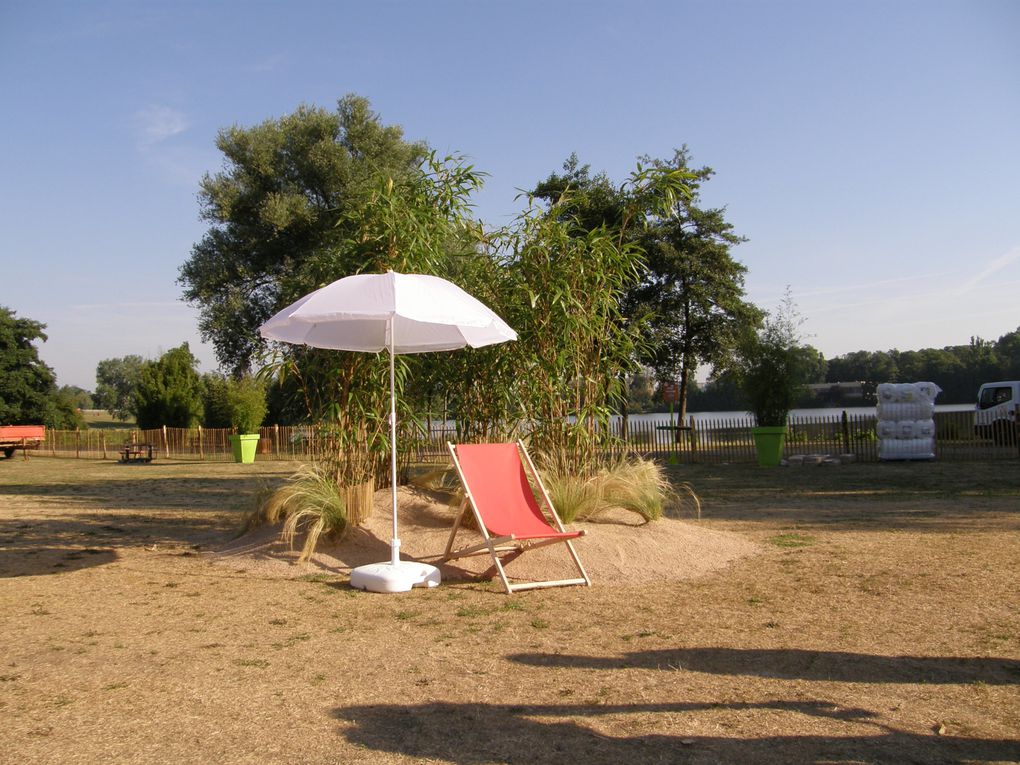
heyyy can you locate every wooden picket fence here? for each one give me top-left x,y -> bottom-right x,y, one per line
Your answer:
31,409 -> 1019,465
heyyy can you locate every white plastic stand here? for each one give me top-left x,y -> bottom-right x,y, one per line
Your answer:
350,538 -> 440,593
350,561 -> 441,592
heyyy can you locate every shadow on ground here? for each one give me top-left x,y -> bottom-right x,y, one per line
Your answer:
509,647 -> 1020,686
0,472 -> 274,576
0,545 -> 120,577
665,461 -> 1020,532
333,701 -> 1020,764
0,475 -> 275,511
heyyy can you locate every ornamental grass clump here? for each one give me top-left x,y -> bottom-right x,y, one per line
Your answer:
597,457 -> 674,523
539,456 -> 687,525
249,464 -> 349,561
540,469 -> 602,525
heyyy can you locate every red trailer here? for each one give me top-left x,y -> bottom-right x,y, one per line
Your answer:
0,425 -> 46,458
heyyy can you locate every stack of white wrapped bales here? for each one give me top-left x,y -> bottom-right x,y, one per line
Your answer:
876,382 -> 941,460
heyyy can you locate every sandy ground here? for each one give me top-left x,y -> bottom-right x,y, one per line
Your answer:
1,457 -> 1018,765
212,484 -> 758,588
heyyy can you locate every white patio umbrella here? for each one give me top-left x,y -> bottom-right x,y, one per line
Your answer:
259,270 -> 517,593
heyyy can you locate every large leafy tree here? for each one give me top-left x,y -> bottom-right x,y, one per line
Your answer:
994,327 -> 1020,380
265,151 -> 488,503
533,150 -> 760,421
183,94 -> 495,519
179,95 -> 427,374
0,306 -> 56,424
58,385 -> 93,410
501,160 -> 693,469
93,355 -> 144,420
627,149 -> 761,421
133,344 -> 204,429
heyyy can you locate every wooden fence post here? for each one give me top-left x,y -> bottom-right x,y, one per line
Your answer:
75,428 -> 81,459
841,410 -> 851,454
162,425 -> 169,459
198,426 -> 204,460
101,432 -> 107,460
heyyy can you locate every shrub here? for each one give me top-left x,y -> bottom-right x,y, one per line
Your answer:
732,290 -> 807,427
541,469 -> 603,524
202,374 -> 267,433
133,344 -> 204,429
248,464 -> 349,561
227,376 -> 267,434
598,458 -> 674,522
539,456 -> 687,524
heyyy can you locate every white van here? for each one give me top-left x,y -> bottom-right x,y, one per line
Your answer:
975,381 -> 1020,444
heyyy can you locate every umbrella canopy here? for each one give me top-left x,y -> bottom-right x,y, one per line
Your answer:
259,270 -> 516,353
259,270 -> 517,593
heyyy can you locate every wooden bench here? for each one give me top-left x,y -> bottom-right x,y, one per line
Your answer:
119,444 -> 155,463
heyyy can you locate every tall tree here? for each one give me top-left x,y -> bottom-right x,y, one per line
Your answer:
93,355 -> 144,420
627,149 -> 761,421
533,150 -> 758,421
0,307 -> 60,426
58,385 -> 93,410
795,345 -> 828,384
179,95 -> 427,375
503,161 -> 691,470
994,327 -> 1020,380
133,344 -> 204,429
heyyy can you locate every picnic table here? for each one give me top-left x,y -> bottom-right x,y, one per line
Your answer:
119,443 -> 155,463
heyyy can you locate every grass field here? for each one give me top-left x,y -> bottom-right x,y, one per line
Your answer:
1,456 -> 1018,764
79,409 -> 136,429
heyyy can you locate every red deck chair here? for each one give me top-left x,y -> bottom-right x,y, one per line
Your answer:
445,441 -> 591,593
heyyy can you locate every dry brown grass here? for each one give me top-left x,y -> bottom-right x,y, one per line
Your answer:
1,455 -> 1018,764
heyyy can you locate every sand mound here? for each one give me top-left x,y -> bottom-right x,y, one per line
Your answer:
212,486 -> 759,586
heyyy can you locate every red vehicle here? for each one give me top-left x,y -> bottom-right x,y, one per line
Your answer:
0,425 -> 46,458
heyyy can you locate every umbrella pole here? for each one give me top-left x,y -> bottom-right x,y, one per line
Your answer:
389,323 -> 400,566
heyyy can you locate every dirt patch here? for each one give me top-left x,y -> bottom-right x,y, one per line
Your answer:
213,485 -> 758,587
1,457 -> 1018,765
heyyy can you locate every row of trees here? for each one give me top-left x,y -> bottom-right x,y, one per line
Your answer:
92,344 -> 267,432
71,320 -> 1020,436
175,95 -> 764,481
10,95 -> 1009,444
679,327 -> 1020,412
823,331 -> 1020,404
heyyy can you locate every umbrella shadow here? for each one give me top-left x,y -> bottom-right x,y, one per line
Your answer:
0,544 -> 118,577
508,647 -> 1020,686
333,701 -> 1020,764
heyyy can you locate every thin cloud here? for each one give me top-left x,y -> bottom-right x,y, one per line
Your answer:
794,270 -> 958,299
957,246 -> 1020,294
135,105 -> 190,148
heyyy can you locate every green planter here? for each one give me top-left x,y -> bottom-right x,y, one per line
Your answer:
230,434 -> 260,464
752,426 -> 787,467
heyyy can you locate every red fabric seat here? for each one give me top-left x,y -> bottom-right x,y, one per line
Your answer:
445,442 -> 590,594
452,443 -> 582,541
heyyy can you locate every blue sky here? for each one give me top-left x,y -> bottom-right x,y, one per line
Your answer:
2,0 -> 1018,390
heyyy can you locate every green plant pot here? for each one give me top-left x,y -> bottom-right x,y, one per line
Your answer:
752,426 -> 787,467
230,434 -> 260,464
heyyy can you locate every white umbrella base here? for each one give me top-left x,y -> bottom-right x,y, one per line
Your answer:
349,561 -> 441,593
